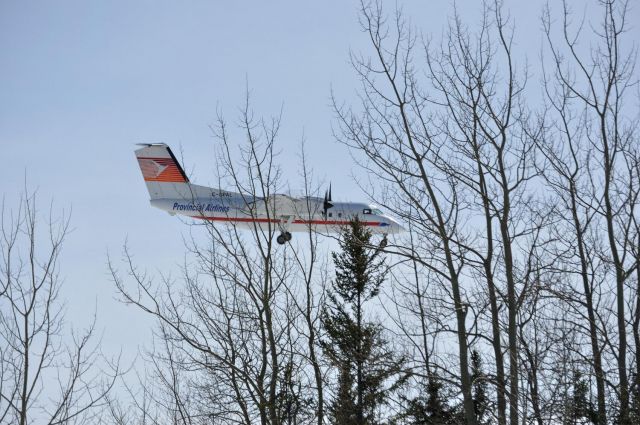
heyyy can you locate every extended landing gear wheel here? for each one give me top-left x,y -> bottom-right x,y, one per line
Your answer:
276,232 -> 292,245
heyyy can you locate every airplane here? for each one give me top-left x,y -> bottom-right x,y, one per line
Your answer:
134,143 -> 404,244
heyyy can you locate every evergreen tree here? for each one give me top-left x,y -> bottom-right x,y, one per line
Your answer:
564,369 -> 597,425
401,352 -> 486,425
322,218 -> 408,424
629,373 -> 640,425
400,376 -> 460,425
276,361 -> 314,424
470,350 -> 488,424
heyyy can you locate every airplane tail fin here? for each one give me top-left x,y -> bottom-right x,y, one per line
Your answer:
134,143 -> 192,200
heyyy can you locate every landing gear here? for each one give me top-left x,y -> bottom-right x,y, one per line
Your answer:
276,215 -> 294,245
276,232 -> 292,245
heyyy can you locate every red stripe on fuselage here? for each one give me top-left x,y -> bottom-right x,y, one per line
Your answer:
194,216 -> 382,227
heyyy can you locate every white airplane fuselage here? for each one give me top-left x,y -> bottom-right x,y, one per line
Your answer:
150,197 -> 401,234
135,144 -> 404,241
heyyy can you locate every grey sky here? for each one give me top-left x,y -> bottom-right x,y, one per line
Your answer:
1,0 -> 636,362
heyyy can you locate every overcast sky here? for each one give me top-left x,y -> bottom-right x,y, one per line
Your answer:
1,0 -> 637,364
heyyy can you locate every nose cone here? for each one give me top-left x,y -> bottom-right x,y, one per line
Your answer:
391,221 -> 405,234
391,222 -> 407,233
383,216 -> 405,234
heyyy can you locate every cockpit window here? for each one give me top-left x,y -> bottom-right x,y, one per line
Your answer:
363,208 -> 372,215
372,208 -> 383,215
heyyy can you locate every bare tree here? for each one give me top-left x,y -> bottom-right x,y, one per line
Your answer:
334,1 -> 546,423
422,4 -> 546,424
0,190 -> 119,425
540,0 -> 639,422
334,0 -> 640,423
285,142 -> 329,425
109,98 -> 327,425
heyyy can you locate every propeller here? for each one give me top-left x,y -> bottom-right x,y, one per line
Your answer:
323,183 -> 334,217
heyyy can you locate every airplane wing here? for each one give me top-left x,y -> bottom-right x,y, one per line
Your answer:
246,194 -> 318,218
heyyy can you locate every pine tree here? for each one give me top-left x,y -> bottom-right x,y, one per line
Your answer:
401,377 -> 457,425
470,350 -> 488,424
629,373 -> 640,425
276,361 -> 314,424
564,369 -> 597,425
322,218 -> 408,424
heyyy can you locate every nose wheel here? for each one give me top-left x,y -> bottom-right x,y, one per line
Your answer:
276,232 -> 292,245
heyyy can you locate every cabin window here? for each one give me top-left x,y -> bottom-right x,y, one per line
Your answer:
338,212 -> 342,218
328,212 -> 333,217
363,209 -> 372,215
